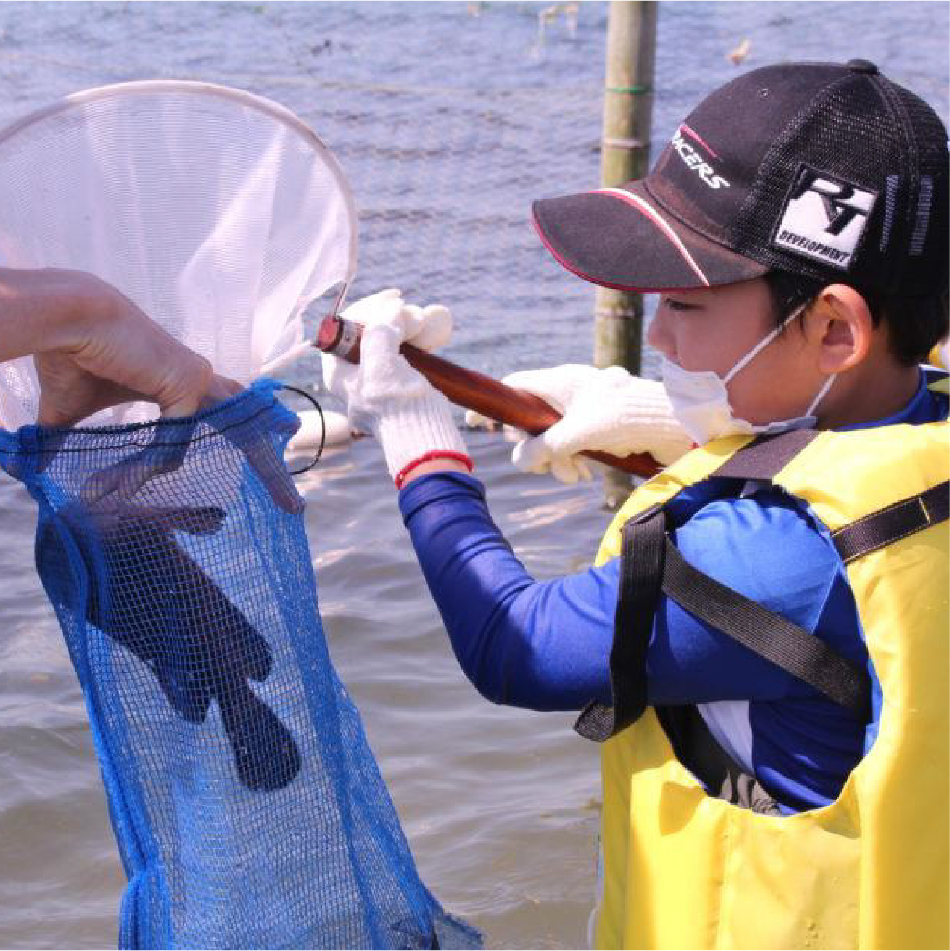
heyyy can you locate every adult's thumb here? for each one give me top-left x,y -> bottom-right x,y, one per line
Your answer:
157,353 -> 214,419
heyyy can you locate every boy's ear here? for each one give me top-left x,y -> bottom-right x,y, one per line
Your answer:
805,284 -> 874,373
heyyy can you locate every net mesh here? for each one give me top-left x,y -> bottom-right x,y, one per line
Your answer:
0,379 -> 477,949
300,83 -> 607,379
0,81 -> 356,429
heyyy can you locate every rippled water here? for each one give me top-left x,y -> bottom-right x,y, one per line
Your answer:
0,3 -> 946,948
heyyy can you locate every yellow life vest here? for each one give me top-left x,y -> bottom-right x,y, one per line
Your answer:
928,340 -> 949,374
591,419 -> 949,950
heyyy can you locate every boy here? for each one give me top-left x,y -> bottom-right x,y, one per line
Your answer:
331,60 -> 949,948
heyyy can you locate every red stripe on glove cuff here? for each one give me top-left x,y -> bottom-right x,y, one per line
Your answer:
394,451 -> 474,489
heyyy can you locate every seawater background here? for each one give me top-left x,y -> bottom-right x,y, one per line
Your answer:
0,3 -> 946,948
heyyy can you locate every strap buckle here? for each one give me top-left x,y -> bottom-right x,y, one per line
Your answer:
919,493 -> 934,526
627,501 -> 665,526
832,480 -> 949,564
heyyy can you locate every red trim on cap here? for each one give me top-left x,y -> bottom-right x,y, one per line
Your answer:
595,188 -> 711,286
680,123 -> 719,159
531,215 -> 703,293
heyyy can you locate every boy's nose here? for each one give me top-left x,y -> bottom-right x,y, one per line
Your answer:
646,308 -> 674,360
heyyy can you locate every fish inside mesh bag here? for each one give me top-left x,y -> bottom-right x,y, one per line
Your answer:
0,378 -> 479,949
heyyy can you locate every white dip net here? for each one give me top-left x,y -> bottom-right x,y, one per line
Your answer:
0,79 -> 356,428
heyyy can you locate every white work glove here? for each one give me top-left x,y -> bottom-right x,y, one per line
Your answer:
467,364 -> 692,483
321,289 -> 468,484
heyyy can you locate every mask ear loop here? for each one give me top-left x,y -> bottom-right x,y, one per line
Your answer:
278,384 -> 326,475
805,371 -> 837,417
775,297 -> 835,417
721,301 -> 836,419
723,304 -> 807,385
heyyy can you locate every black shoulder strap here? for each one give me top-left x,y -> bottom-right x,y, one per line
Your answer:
574,465 -> 874,742
832,481 -> 949,563
575,428 -> 947,743
712,428 -> 818,481
923,366 -> 949,388
661,541 -> 871,719
717,428 -> 949,563
574,505 -> 666,742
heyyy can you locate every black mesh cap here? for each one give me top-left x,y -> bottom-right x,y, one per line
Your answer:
533,60 -> 949,297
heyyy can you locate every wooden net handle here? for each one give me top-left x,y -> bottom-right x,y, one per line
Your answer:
316,316 -> 660,479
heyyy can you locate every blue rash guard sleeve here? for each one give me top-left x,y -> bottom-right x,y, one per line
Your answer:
398,472 -> 850,711
399,371 -> 945,714
398,472 -> 617,711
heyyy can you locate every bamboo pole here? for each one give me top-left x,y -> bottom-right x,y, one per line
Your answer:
595,0 -> 658,508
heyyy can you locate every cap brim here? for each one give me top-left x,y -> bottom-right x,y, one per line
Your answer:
532,180 -> 766,292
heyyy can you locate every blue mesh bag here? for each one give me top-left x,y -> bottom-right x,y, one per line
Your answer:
0,379 -> 478,950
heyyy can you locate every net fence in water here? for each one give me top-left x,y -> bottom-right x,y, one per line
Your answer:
0,380 -> 478,949
287,81 -> 608,382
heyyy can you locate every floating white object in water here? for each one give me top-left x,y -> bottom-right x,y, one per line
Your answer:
728,38 -> 751,65
287,408 -> 354,452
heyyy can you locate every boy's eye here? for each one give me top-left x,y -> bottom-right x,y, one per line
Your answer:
663,297 -> 699,312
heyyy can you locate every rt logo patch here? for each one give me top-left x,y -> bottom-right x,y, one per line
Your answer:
774,166 -> 876,269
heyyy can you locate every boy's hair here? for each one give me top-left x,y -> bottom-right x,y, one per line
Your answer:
765,270 -> 949,367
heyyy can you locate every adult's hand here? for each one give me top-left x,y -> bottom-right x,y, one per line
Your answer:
0,267 -> 237,427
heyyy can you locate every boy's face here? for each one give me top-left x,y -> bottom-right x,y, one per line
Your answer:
648,277 -> 829,427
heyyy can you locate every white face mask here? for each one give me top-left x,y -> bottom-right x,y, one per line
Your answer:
660,307 -> 837,446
